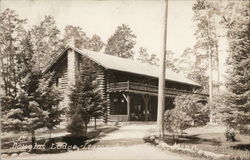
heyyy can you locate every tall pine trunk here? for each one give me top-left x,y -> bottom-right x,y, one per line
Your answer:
94,117 -> 97,130
49,129 -> 52,139
208,47 -> 214,123
215,42 -> 220,93
31,130 -> 36,152
85,122 -> 88,133
0,53 -> 8,95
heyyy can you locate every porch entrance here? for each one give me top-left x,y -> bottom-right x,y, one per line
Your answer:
109,92 -> 175,122
130,95 -> 157,121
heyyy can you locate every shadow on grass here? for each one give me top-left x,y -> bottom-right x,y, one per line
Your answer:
162,134 -> 221,146
231,144 -> 250,151
1,126 -> 119,155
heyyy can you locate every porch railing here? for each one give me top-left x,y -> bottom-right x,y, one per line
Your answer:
109,81 -> 208,98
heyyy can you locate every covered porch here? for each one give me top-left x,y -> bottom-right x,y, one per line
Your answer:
107,81 -> 207,122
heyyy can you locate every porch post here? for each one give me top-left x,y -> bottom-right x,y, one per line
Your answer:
127,93 -> 130,121
145,100 -> 148,121
122,93 -> 131,121
142,95 -> 150,121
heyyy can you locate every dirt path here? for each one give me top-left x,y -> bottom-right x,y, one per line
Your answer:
7,123 -> 197,160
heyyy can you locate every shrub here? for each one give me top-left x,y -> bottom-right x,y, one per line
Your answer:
225,127 -> 236,142
164,109 -> 192,135
164,94 -> 209,135
66,113 -> 85,135
143,135 -> 157,144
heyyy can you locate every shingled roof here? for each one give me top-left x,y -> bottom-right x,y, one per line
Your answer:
45,46 -> 201,87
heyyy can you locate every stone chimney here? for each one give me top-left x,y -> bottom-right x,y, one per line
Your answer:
67,37 -> 78,88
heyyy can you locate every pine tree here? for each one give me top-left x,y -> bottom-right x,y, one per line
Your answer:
67,113 -> 85,135
89,34 -> 105,52
193,0 -> 223,122
0,9 -> 27,97
221,1 -> 250,131
63,25 -> 90,49
67,62 -> 105,134
2,70 -> 45,149
137,47 -> 159,66
192,0 -> 222,78
165,50 -> 180,73
35,74 -> 63,134
30,15 -> 63,70
177,47 -> 209,92
1,32 -> 63,150
63,25 -> 104,52
105,24 -> 136,59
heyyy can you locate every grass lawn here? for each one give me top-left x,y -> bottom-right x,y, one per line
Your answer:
1,121 -> 119,155
162,125 -> 250,159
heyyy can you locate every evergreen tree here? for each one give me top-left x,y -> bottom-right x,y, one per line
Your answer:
137,47 -> 180,72
63,25 -> 104,52
193,0 -> 223,93
35,74 -> 63,133
193,0 -> 223,122
177,47 -> 209,92
105,24 -> 136,59
67,113 -> 85,135
220,1 -> 250,131
30,15 -> 63,70
137,47 -> 159,66
0,9 -> 27,97
165,50 -> 180,73
1,32 -> 63,150
63,25 -> 90,49
89,34 -> 105,52
67,61 -> 105,134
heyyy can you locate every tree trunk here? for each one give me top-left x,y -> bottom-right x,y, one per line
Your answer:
215,42 -> 220,93
85,122 -> 88,133
49,129 -> 52,139
172,133 -> 175,142
31,130 -> 36,152
94,117 -> 97,130
208,46 -> 214,123
205,0 -> 214,124
213,17 -> 220,93
0,48 -> 8,96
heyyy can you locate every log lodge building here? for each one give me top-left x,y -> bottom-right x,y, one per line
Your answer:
44,46 -> 207,122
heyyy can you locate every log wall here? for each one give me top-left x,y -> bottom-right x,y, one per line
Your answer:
96,66 -> 110,123
51,55 -> 69,110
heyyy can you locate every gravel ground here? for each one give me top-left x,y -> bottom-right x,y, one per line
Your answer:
4,122 -> 197,160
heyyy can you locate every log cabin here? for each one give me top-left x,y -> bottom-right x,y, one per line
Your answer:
44,46 -> 207,122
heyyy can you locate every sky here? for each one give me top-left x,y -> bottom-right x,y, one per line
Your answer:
0,0 -> 197,57
1,0 -> 229,82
